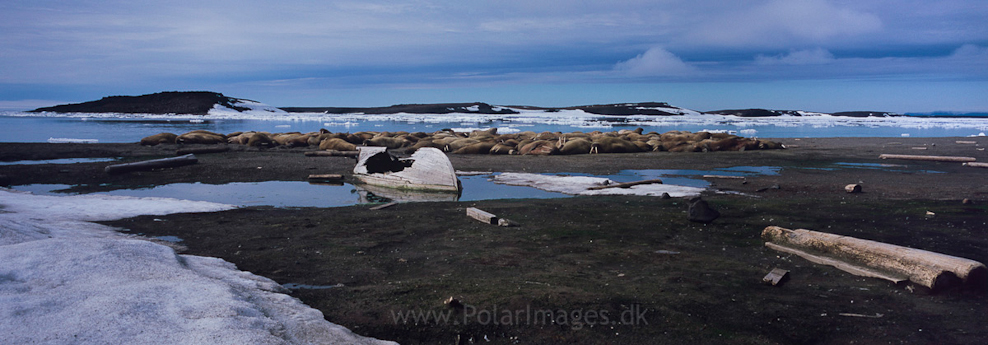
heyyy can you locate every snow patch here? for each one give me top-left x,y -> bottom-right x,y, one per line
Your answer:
0,189 -> 395,345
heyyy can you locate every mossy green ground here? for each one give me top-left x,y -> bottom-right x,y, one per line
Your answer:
105,196 -> 988,344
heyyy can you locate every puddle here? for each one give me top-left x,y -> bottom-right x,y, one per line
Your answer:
0,157 -> 119,165
151,235 -> 183,243
10,166 -> 784,207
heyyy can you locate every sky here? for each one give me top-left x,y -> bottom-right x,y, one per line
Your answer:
1,0 -> 986,113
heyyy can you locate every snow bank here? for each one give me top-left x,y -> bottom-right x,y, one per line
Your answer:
0,189 -> 395,345
493,172 -> 705,197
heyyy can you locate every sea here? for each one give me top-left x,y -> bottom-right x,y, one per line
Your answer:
2,109 -> 988,143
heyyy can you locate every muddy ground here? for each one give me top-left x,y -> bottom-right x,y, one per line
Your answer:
3,137 -> 988,344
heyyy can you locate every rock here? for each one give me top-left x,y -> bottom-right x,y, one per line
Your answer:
962,198 -> 973,205
660,192 -> 671,199
845,184 -> 862,193
0,174 -> 10,187
688,197 -> 720,223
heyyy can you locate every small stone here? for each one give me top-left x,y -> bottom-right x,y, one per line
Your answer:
688,197 -> 720,223
444,297 -> 464,309
660,192 -> 671,199
962,198 -> 973,205
845,184 -> 862,193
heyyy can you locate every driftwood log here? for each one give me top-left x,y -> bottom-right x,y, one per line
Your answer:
879,154 -> 977,162
105,154 -> 198,174
762,226 -> 987,292
466,207 -> 516,227
586,179 -> 664,190
307,174 -> 344,182
963,162 -> 988,168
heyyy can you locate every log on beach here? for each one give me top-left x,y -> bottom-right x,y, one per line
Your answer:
762,226 -> 987,292
963,162 -> 988,168
586,179 -> 664,190
879,154 -> 977,162
105,154 -> 198,174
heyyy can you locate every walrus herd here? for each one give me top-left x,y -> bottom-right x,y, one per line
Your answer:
141,128 -> 785,154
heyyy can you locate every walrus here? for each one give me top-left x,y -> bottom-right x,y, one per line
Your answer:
176,130 -> 226,145
519,140 -> 559,155
558,138 -> 592,155
140,132 -> 178,146
247,132 -> 277,147
319,138 -> 358,151
453,141 -> 497,154
444,138 -> 480,152
489,143 -> 517,155
364,137 -> 408,149
590,137 -> 640,154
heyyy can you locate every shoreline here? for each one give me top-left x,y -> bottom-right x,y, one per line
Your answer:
3,137 -> 988,343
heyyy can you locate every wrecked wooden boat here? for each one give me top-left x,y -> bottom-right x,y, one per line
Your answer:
353,146 -> 461,193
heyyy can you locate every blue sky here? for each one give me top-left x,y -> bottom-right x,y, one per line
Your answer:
1,0 -> 986,113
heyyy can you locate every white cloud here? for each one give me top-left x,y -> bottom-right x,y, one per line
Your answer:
689,0 -> 882,47
950,44 -> 988,59
755,48 -> 836,65
613,47 -> 696,77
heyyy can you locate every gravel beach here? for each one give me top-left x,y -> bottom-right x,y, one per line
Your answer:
3,136 -> 988,344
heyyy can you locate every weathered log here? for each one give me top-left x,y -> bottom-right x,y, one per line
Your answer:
466,207 -> 498,225
307,174 -> 344,182
305,150 -> 359,158
105,154 -> 198,174
466,207 -> 517,227
586,179 -> 663,190
879,154 -> 976,162
176,146 -> 230,155
762,226 -> 987,292
963,162 -> 988,168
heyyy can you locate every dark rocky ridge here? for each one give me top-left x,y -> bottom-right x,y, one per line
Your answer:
30,91 -> 911,117
281,102 -> 518,115
30,91 -> 250,115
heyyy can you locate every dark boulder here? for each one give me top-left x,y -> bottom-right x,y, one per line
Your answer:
687,197 -> 720,223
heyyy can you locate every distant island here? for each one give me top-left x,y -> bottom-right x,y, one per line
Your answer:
29,91 -> 251,115
28,90 -> 983,118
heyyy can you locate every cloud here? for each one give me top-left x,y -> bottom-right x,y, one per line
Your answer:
689,0 -> 882,47
755,48 -> 835,65
613,47 -> 696,77
950,44 -> 988,59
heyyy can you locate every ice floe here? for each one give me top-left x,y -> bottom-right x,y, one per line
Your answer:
0,189 -> 395,345
493,172 -> 706,197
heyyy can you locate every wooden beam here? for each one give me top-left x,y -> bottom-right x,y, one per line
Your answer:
879,154 -> 976,162
105,154 -> 198,174
466,207 -> 498,225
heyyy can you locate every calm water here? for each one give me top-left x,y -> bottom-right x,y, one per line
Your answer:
2,112 -> 988,143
